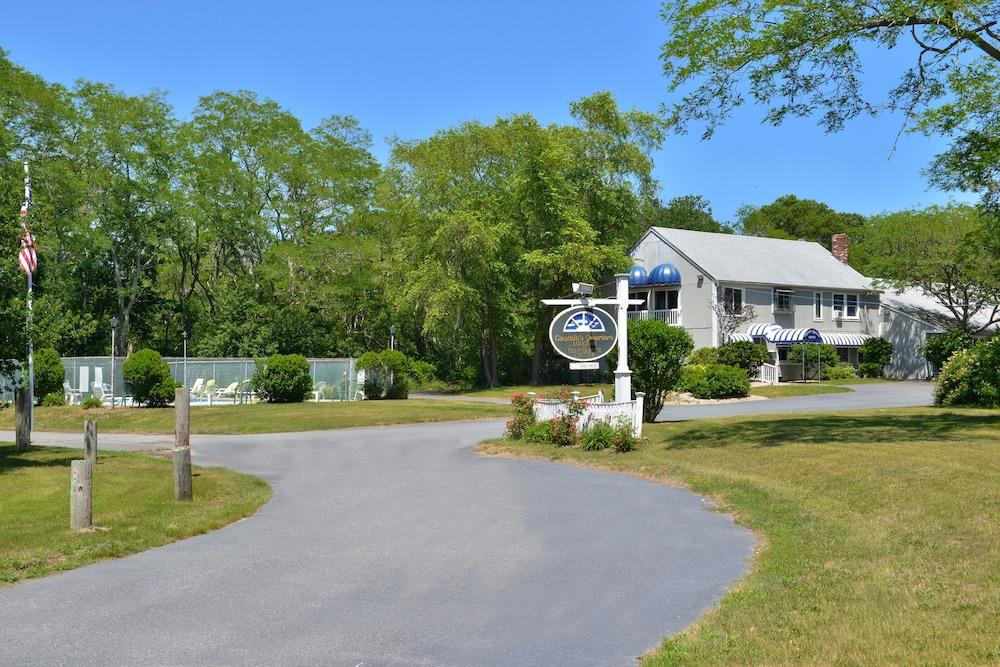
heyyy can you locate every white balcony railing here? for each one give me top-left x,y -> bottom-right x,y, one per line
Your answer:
626,309 -> 681,325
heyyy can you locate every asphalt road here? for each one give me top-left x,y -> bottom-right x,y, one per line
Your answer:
0,420 -> 754,666
657,381 -> 934,421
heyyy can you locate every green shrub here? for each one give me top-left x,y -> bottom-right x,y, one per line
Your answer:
523,421 -> 552,443
788,344 -> 839,380
859,337 -> 893,377
357,350 -> 413,400
386,376 -> 410,400
81,395 -> 102,409
41,391 -> 65,407
362,377 -> 383,400
505,392 -> 535,439
934,338 -> 1000,407
922,330 -> 974,368
252,354 -> 312,403
34,348 -> 65,406
409,359 -> 437,385
857,362 -> 881,378
680,364 -> 710,396
122,349 -> 175,407
681,364 -> 750,399
619,319 -> 694,422
688,347 -> 719,365
823,363 -> 858,380
581,421 -> 615,450
549,415 -> 578,447
717,341 -> 770,375
611,415 -> 641,453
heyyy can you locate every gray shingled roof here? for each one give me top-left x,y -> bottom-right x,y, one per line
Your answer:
645,227 -> 873,290
879,285 -> 1000,333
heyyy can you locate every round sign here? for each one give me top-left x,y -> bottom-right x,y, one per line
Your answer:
548,306 -> 618,362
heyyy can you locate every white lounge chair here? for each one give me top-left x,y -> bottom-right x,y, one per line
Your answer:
190,378 -> 205,398
91,382 -> 112,406
216,381 -> 239,403
311,381 -> 328,402
64,381 -> 81,405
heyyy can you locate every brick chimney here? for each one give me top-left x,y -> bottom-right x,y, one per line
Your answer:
831,233 -> 849,264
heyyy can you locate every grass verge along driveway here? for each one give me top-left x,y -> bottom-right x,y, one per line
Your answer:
0,399 -> 508,435
1,444 -> 270,584
478,407 -> 1000,665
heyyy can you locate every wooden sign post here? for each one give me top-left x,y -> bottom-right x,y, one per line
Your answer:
173,388 -> 193,501
14,387 -> 30,452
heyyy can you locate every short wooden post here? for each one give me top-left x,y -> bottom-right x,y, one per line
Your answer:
14,387 -> 30,452
634,392 -> 645,437
173,388 -> 192,501
84,420 -> 97,464
70,460 -> 93,530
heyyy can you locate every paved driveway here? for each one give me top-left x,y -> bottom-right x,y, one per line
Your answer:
1,420 -> 753,666
657,381 -> 934,421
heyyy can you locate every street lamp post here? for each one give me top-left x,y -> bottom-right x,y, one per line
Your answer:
182,329 -> 189,389
390,324 -> 397,351
110,316 -> 118,409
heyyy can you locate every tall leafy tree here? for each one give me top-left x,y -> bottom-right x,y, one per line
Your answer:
736,195 -> 864,249
659,1 -> 1000,204
649,194 -> 729,232
71,82 -> 178,354
387,93 -> 664,386
859,204 -> 1000,333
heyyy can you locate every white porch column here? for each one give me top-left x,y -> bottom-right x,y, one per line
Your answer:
614,273 -> 632,402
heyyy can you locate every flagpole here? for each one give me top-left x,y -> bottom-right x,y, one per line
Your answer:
27,268 -> 33,430
19,160 -> 34,431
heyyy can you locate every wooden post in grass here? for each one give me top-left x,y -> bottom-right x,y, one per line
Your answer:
70,460 -> 93,530
84,420 -> 97,464
173,388 -> 192,501
14,387 -> 30,452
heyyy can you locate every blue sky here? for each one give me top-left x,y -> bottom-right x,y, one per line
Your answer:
1,0 -> 972,223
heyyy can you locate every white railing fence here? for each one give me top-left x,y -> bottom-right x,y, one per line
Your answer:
756,362 -> 779,385
626,309 -> 681,325
527,391 -> 644,436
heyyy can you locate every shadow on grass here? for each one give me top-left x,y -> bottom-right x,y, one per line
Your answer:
661,411 -> 1000,450
0,445 -> 78,473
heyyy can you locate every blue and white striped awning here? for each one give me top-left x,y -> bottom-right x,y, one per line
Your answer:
820,332 -> 870,348
770,327 -> 824,345
727,333 -> 754,342
746,323 -> 781,338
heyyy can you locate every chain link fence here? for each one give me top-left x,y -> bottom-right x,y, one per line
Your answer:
4,356 -> 357,404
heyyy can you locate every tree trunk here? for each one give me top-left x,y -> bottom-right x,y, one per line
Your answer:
530,319 -> 546,385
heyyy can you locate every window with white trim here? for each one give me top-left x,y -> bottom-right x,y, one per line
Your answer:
833,293 -> 859,319
773,288 -> 793,313
722,287 -> 743,314
814,292 -> 823,320
846,294 -> 858,318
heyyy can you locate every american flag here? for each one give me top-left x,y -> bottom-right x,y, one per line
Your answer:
17,162 -> 36,275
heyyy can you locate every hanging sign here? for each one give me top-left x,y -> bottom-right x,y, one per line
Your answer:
549,306 -> 618,362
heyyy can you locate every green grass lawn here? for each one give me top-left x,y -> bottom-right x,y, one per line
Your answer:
750,383 -> 853,398
478,407 -> 1000,665
0,444 -> 270,584
456,383 -> 614,400
750,377 -> 892,398
0,399 -> 508,435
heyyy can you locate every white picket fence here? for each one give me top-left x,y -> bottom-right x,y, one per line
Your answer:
528,390 -> 644,436
756,362 -> 779,385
